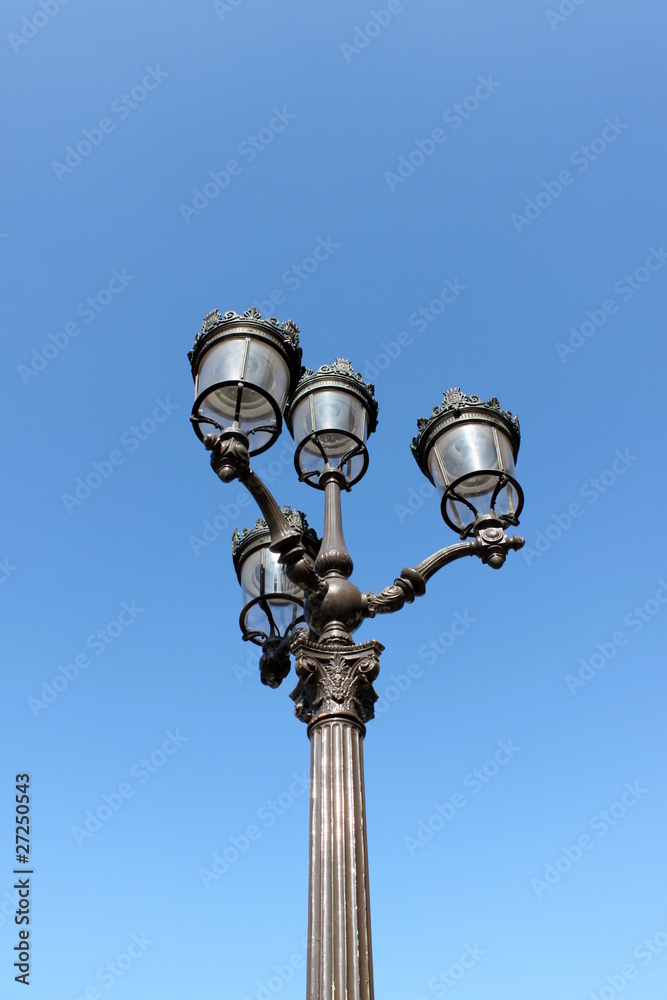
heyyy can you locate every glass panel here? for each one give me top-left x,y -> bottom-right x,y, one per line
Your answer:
240,547 -> 305,636
296,446 -> 325,476
195,335 -> 290,437
245,340 -> 290,411
245,598 -> 303,636
491,480 -> 519,517
196,336 -> 248,397
445,496 -> 480,528
293,391 -> 366,446
291,390 -> 367,478
497,431 -> 516,474
241,548 -> 303,601
445,480 -> 519,526
427,449 -> 448,493
261,599 -> 303,635
340,453 -> 364,482
431,422 -> 503,499
291,395 -> 315,447
315,390 -> 366,440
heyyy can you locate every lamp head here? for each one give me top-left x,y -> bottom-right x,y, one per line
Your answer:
232,507 -> 320,648
189,307 -> 302,456
285,358 -> 379,489
412,388 -> 523,537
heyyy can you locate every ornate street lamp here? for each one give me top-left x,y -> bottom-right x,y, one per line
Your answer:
411,387 -> 523,540
189,307 -> 302,456
232,507 -> 320,688
285,358 -> 379,488
188,307 -> 526,1000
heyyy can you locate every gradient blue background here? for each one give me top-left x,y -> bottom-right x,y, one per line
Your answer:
2,1 -> 667,997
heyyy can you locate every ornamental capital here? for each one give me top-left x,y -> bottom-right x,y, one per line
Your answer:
289,636 -> 384,729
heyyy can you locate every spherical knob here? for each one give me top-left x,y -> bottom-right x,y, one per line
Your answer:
306,576 -> 364,637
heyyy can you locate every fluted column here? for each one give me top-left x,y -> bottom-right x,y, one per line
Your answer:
290,634 -> 383,1000
308,719 -> 372,999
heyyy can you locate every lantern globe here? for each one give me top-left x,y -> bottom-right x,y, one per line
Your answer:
412,388 -> 523,536
285,359 -> 379,488
189,308 -> 302,456
231,508 -> 320,643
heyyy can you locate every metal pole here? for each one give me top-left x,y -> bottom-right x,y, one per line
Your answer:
291,634 -> 383,1000
307,718 -> 373,999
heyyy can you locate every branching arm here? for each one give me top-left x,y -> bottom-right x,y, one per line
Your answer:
361,527 -> 525,619
205,429 -> 327,604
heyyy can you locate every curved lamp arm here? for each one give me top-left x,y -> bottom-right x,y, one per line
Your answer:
361,526 -> 525,619
204,427 -> 327,604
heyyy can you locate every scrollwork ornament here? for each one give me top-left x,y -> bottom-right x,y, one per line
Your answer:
209,431 -> 250,483
189,308 -> 303,368
362,567 -> 425,617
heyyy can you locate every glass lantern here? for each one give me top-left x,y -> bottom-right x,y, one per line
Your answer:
231,509 -> 320,644
189,308 -> 302,456
285,359 -> 379,488
412,389 -> 523,536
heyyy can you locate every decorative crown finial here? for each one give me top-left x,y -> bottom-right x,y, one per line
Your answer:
188,308 -> 303,367
411,388 -> 520,460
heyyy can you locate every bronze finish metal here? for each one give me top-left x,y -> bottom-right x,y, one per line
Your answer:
189,313 -> 525,1000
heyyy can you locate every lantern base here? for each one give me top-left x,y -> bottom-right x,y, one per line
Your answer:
441,470 -> 524,538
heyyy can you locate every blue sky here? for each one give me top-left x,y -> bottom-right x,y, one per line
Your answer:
2,1 -> 667,997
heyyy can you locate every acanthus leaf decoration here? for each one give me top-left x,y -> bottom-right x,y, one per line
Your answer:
289,637 -> 383,727
281,318 -> 300,347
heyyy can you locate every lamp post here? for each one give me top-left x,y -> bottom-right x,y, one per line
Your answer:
188,307 -> 525,1000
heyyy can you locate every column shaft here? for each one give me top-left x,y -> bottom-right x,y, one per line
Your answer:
307,718 -> 374,1000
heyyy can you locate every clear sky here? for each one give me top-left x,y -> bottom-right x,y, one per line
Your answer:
2,1 -> 667,998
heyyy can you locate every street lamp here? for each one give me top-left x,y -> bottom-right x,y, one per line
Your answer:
411,386 -> 524,543
188,307 -> 525,1000
232,507 -> 320,688
189,306 -> 302,456
285,357 -> 379,488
